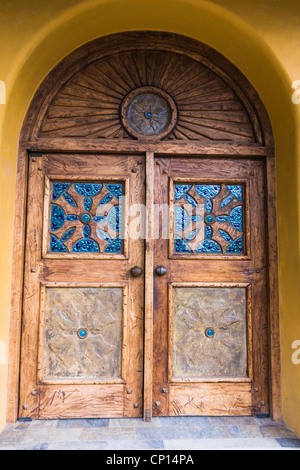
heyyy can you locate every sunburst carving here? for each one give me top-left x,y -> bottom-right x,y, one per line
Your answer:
39,51 -> 256,142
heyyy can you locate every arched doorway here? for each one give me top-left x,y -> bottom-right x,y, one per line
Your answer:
16,32 -> 279,421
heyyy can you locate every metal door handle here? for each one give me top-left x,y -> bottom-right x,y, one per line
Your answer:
130,266 -> 143,277
156,266 -> 167,276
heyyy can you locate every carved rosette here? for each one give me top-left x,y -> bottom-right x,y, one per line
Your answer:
121,87 -> 177,139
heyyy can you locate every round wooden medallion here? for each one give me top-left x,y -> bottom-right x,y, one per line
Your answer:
120,86 -> 177,140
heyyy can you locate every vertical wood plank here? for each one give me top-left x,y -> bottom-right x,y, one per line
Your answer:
19,154 -> 45,419
144,152 -> 154,421
266,153 -> 282,420
123,155 -> 145,417
152,157 -> 171,416
7,147 -> 29,423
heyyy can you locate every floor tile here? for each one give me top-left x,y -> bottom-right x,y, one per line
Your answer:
164,439 -> 220,450
0,445 -> 23,450
237,425 -> 263,438
212,426 -> 242,438
159,416 -> 210,427
254,417 -> 283,426
2,423 -> 16,430
261,425 -> 297,439
0,417 -> 297,450
15,422 -> 31,430
164,438 -> 280,450
47,441 -> 108,450
0,441 -> 49,450
106,440 -> 165,450
57,419 -> 109,429
25,443 -> 49,450
276,438 -> 300,448
209,416 -> 258,427
136,425 -> 190,440
28,420 -> 58,430
220,438 -> 282,449
188,427 -> 223,439
80,427 -> 135,441
0,428 -> 27,444
22,428 -> 82,443
109,418 -> 161,428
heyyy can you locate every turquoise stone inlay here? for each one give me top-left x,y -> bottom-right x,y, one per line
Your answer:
72,238 -> 100,253
66,215 -> 79,222
174,182 -> 244,255
50,234 -> 68,253
63,192 -> 77,208
105,184 -> 123,199
84,198 -> 92,212
77,329 -> 88,339
205,225 -> 212,240
175,185 -> 192,201
51,204 -> 65,232
174,237 -> 192,253
104,237 -> 122,253
175,206 -> 190,232
229,206 -> 243,232
226,185 -> 243,201
219,185 -> 243,208
205,214 -> 214,224
226,235 -> 243,254
49,181 -> 124,254
74,183 -> 103,197
195,239 -> 222,253
205,328 -> 215,338
219,229 -> 232,243
216,215 -> 229,223
81,213 -> 91,224
60,227 -> 76,243
83,225 -> 91,238
195,185 -> 220,199
52,183 -> 71,201
107,206 -> 122,232
205,199 -> 212,212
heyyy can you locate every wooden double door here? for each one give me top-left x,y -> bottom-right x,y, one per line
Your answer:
19,152 -> 269,420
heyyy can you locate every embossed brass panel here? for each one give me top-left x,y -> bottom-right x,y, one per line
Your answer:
42,287 -> 123,380
172,287 -> 248,378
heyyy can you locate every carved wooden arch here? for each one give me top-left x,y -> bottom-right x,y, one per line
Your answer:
8,32 -> 280,423
21,31 -> 273,149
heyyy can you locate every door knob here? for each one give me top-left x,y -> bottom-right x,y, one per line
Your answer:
130,266 -> 143,277
156,266 -> 167,276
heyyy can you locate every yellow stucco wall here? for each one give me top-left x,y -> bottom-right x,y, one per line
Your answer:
0,0 -> 300,434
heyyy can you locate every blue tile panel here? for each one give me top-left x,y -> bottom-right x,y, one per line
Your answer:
50,182 -> 123,254
174,183 -> 244,254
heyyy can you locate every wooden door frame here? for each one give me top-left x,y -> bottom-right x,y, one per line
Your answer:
6,31 -> 281,422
